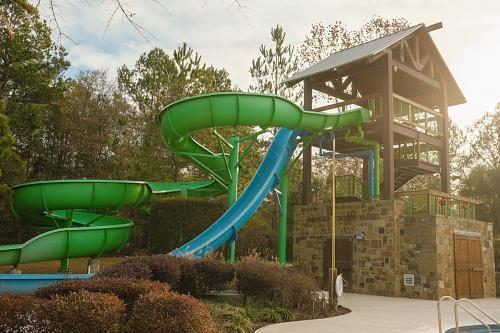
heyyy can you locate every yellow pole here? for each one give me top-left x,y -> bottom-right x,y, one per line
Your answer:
331,131 -> 337,311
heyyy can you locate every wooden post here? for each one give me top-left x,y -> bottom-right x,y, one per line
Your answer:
382,52 -> 395,199
440,81 -> 450,193
302,78 -> 313,204
330,132 -> 338,312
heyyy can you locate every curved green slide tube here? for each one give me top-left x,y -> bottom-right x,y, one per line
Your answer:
0,92 -> 369,269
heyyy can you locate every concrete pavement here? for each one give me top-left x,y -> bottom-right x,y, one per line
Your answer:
256,293 -> 500,333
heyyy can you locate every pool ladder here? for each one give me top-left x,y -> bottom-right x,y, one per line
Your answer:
438,296 -> 500,333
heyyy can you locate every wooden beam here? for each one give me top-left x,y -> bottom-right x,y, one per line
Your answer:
393,59 -> 440,89
425,22 -> 443,32
382,52 -> 395,199
302,78 -> 313,204
400,41 -> 405,63
415,36 -> 420,66
312,82 -> 356,101
440,80 -> 450,193
403,40 -> 418,69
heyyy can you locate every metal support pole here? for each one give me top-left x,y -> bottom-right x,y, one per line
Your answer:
59,258 -> 69,273
226,136 -> 239,264
277,172 -> 288,267
330,132 -> 338,312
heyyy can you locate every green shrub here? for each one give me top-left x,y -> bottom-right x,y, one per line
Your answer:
128,290 -> 215,333
235,215 -> 276,258
244,303 -> 294,323
118,207 -> 150,255
234,255 -> 318,309
0,294 -> 43,332
37,290 -> 125,333
148,197 -> 226,253
206,302 -> 252,333
96,256 -> 153,279
35,277 -> 169,311
206,302 -> 294,333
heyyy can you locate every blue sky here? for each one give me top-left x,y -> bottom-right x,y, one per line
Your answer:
42,0 -> 500,128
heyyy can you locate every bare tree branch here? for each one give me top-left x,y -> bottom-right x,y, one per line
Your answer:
230,0 -> 250,27
113,0 -> 156,42
49,0 -> 78,44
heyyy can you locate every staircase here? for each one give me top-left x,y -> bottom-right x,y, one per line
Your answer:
394,158 -> 440,190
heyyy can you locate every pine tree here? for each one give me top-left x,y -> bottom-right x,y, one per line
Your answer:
249,25 -> 299,101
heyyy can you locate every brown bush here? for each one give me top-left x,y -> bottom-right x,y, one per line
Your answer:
191,257 -> 234,296
37,290 -> 125,333
0,294 -> 43,332
97,255 -> 185,289
175,256 -> 234,297
96,256 -> 152,280
35,277 -> 169,311
99,254 -> 234,297
148,254 -> 182,287
234,255 -> 318,309
128,290 -> 214,333
177,256 -> 197,295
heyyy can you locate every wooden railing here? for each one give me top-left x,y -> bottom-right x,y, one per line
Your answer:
395,141 -> 440,166
393,94 -> 443,136
397,190 -> 479,219
313,93 -> 443,137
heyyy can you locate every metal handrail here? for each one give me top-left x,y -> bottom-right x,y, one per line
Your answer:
438,296 -> 499,333
438,296 -> 460,333
455,298 -> 500,331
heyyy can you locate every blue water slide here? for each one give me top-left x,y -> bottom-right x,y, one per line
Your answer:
170,128 -> 298,257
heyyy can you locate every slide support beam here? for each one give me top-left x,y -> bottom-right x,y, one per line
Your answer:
226,135 -> 239,264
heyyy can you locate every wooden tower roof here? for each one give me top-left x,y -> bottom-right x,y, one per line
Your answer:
285,23 -> 465,106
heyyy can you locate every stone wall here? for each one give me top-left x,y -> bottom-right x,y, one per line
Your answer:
293,199 -> 496,299
399,215 -> 437,299
293,200 -> 404,297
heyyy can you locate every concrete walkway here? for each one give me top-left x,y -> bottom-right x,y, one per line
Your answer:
257,293 -> 500,333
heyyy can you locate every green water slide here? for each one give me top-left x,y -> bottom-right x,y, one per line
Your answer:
0,92 -> 368,270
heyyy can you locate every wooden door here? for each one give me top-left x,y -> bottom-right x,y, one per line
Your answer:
323,237 -> 353,291
454,235 -> 483,299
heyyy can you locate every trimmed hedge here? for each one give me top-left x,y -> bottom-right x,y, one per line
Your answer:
128,290 -> 215,333
181,256 -> 234,297
98,255 -> 234,297
148,197 -> 226,253
234,255 -> 318,309
35,277 -> 169,311
0,291 -> 126,333
95,256 -> 153,280
37,291 -> 125,333
148,254 -> 183,288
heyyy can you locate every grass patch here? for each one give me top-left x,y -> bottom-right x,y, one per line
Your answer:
0,256 -> 127,274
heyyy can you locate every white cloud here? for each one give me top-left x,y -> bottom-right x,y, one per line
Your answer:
46,0 -> 500,127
